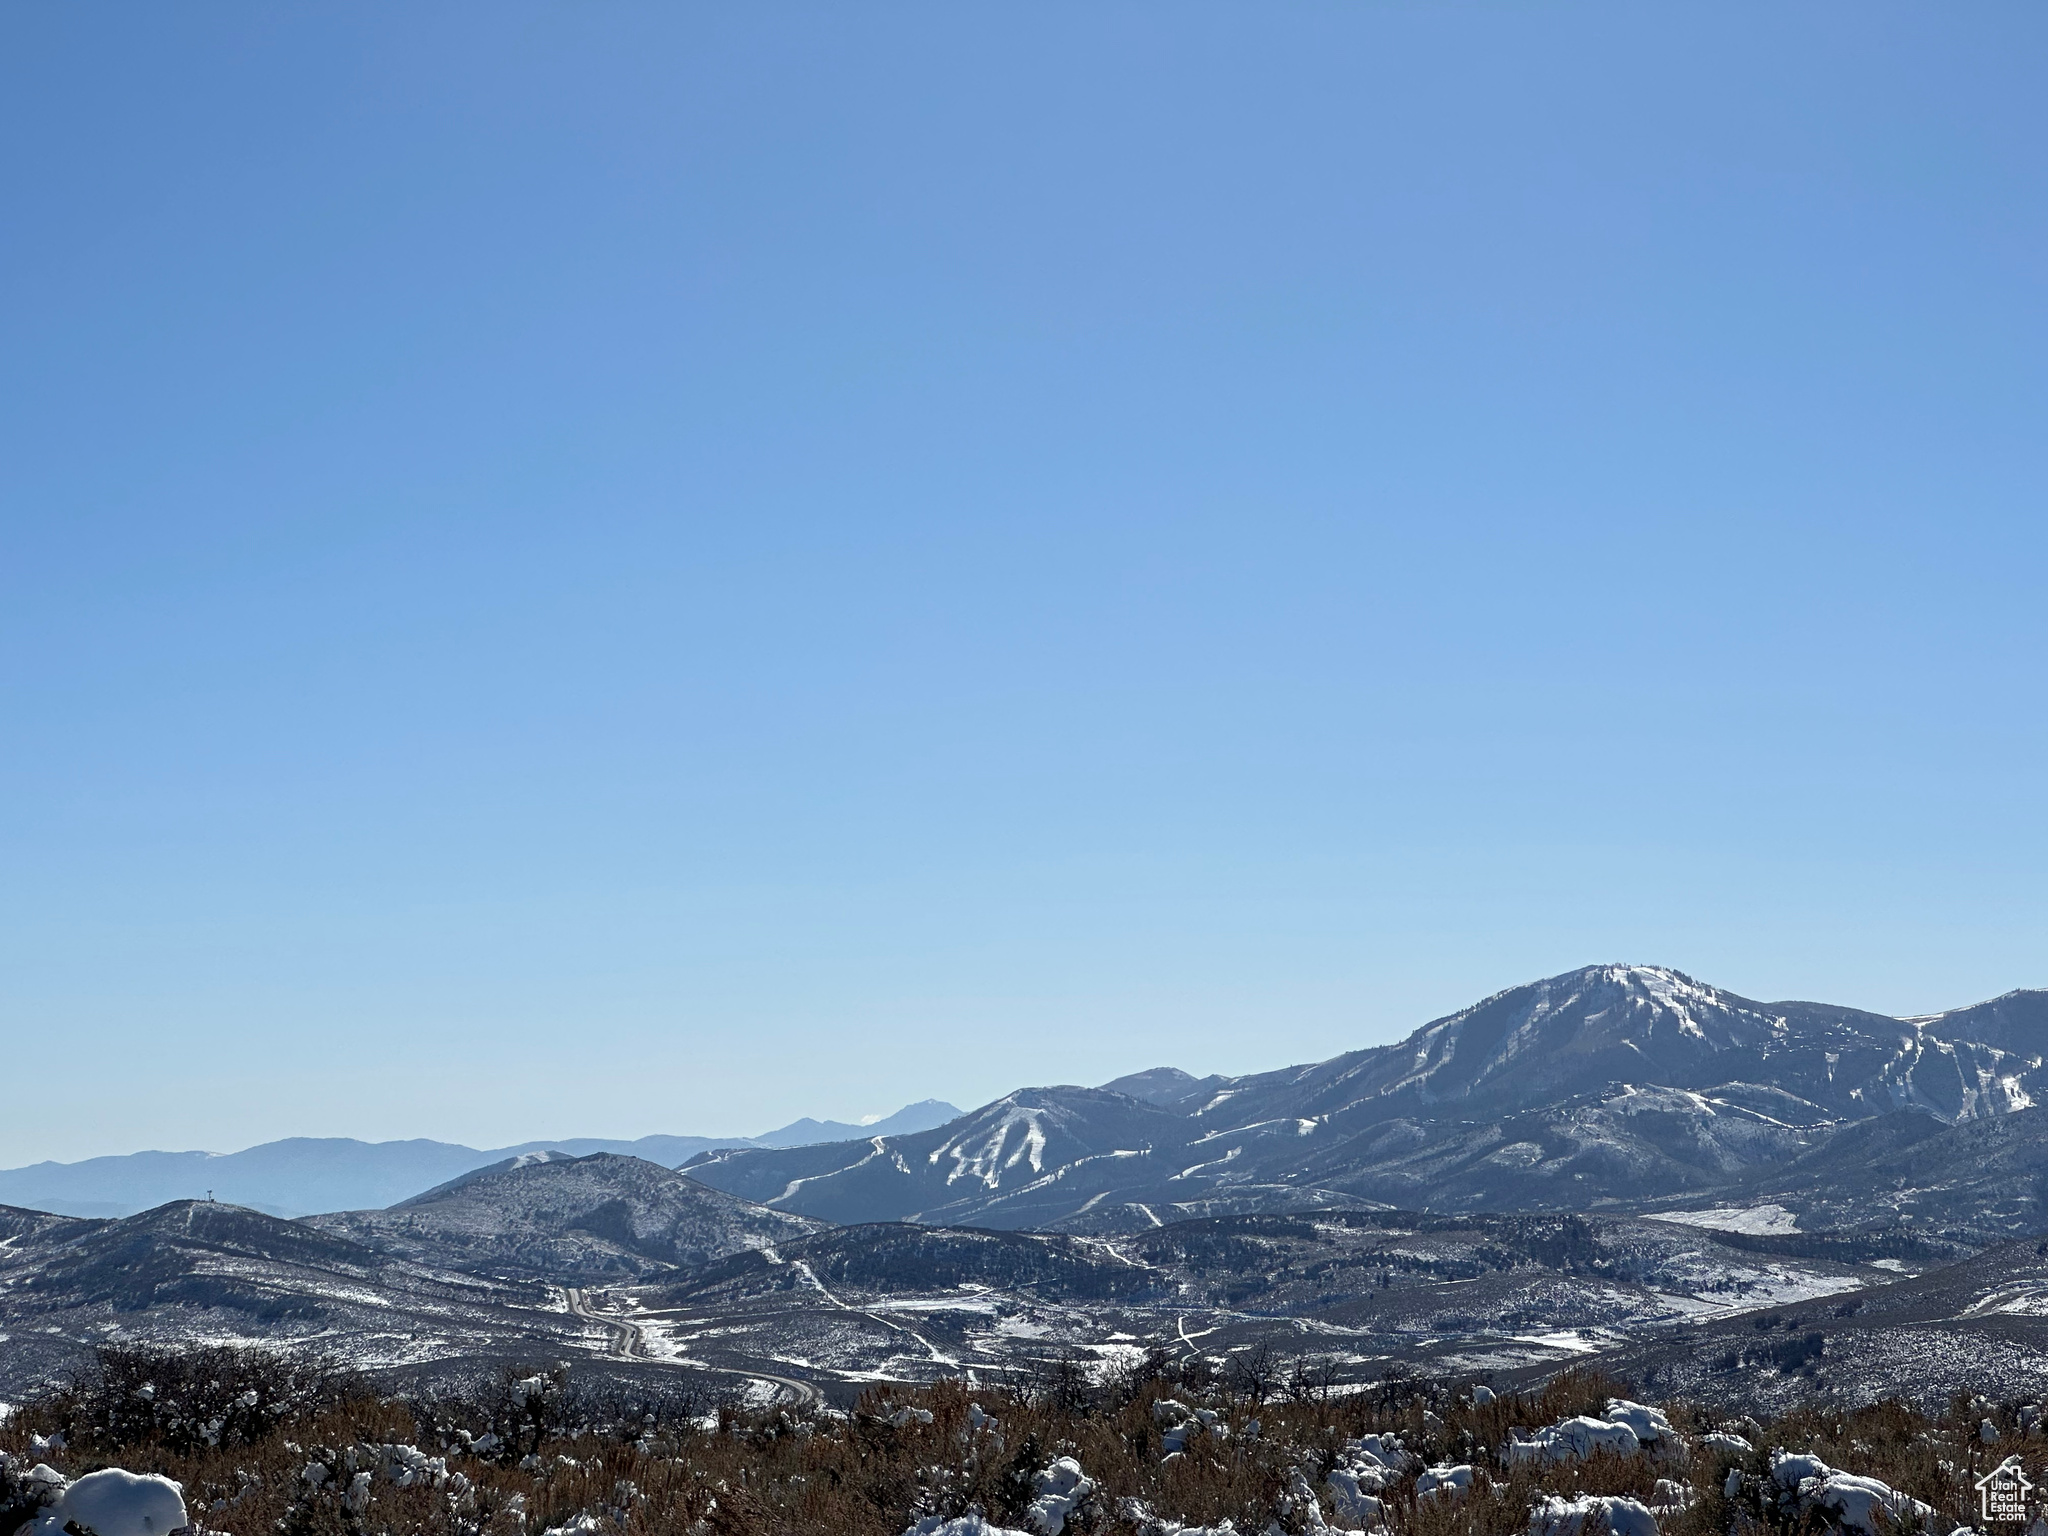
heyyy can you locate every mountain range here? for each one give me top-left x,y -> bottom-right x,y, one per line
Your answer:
0,1099 -> 961,1219
7,962 -> 2048,1411
3,1145 -> 2026,1413
683,965 -> 2048,1241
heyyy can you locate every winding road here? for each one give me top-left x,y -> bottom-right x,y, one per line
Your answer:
786,1259 -> 957,1367
560,1286 -> 820,1407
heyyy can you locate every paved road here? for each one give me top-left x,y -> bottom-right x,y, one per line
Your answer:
787,1259 -> 956,1367
561,1287 -> 820,1407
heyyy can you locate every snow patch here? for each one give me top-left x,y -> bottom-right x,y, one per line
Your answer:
1647,1204 -> 1801,1236
934,1107 -> 1050,1190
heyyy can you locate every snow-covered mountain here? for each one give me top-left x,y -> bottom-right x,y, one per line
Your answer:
1906,987 -> 2048,1059
5,964 -> 2044,1410
1192,964 -> 2034,1130
0,1100 -> 962,1219
685,965 -> 2048,1234
685,1087 -> 1200,1229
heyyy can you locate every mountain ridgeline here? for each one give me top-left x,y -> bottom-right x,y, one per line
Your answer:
308,1152 -> 824,1281
6,963 -> 2048,1408
683,964 -> 2048,1240
0,1100 -> 964,1219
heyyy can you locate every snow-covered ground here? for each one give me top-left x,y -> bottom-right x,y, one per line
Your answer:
1646,1204 -> 1803,1236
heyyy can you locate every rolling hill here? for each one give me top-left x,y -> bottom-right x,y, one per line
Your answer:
306,1152 -> 824,1281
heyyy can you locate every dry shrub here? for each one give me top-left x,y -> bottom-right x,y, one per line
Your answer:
2,1348 -> 2041,1536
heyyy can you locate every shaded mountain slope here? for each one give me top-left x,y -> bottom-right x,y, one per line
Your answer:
0,1202 -> 99,1248
0,1199 -> 581,1398
664,1222 -> 1169,1308
1098,1068 -> 1228,1109
20,1199 -> 395,1313
1742,1102 -> 2048,1239
1913,988 -> 2048,1059
309,1153 -> 824,1281
1583,1233 -> 2048,1413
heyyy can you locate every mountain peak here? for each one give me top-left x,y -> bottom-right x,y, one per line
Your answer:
1099,1067 -> 1230,1110
1549,962 -> 1721,1006
1367,963 -> 1791,1111
751,1099 -> 963,1149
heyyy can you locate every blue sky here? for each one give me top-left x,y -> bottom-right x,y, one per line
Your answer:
3,4 -> 2044,1166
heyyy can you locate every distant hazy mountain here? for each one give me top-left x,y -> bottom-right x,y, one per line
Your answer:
481,1101 -> 959,1162
0,1141 -> 496,1222
749,1100 -> 962,1148
0,1100 -> 962,1219
685,964 -> 2048,1239
1096,1067 -> 1229,1108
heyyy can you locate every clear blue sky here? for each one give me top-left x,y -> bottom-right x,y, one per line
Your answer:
3,4 -> 2044,1167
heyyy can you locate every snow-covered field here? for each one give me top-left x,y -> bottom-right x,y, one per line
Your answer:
1647,1204 -> 1804,1236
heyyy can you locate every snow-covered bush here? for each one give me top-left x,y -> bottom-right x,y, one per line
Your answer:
23,1467 -> 189,1536
1324,1430 -> 1411,1529
1604,1401 -> 1675,1447
1529,1493 -> 1660,1536
1025,1457 -> 1092,1535
1505,1398 -> 1692,1468
1770,1450 -> 1934,1535
5,1347 -> 2034,1536
1103,1505 -> 1245,1536
1416,1463 -> 1474,1500
1507,1416 -> 1642,1465
1152,1400 -> 1229,1458
1347,1433 -> 1414,1473
1324,1464 -> 1384,1529
378,1443 -> 452,1489
1651,1478 -> 1693,1514
905,1517 -> 1029,1536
